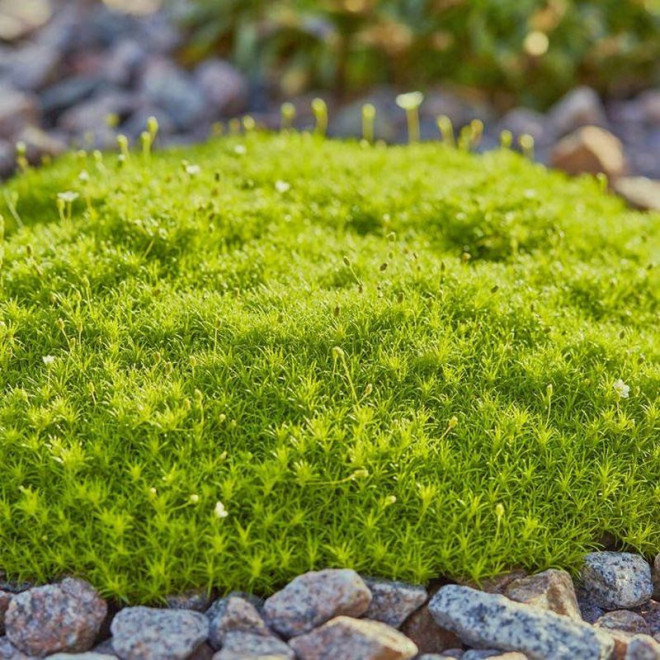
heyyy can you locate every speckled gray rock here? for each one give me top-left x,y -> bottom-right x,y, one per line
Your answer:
626,635 -> 660,659
504,569 -> 581,620
206,594 -> 271,649
429,584 -> 613,660
595,610 -> 650,635
578,595 -> 606,624
363,579 -> 427,628
110,606 -> 208,660
263,569 -> 372,637
581,553 -> 653,610
0,637 -> 33,659
549,86 -> 607,135
462,652 -> 527,660
417,653 -> 464,660
5,578 -> 107,657
211,631 -> 294,660
166,589 -> 212,612
48,654 -> 117,659
289,616 -> 418,660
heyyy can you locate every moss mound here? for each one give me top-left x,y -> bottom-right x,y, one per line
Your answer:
0,134 -> 658,602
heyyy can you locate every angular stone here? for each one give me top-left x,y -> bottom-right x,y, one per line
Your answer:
399,604 -> 461,654
212,631 -> 294,660
429,584 -> 614,660
462,652 -> 527,660
263,569 -> 372,637
5,578 -> 107,657
206,594 -> 271,650
596,610 -> 650,635
166,589 -> 212,612
504,569 -> 581,620
3,43 -> 62,91
57,91 -> 138,135
140,58 -> 208,131
549,86 -> 607,136
499,108 -> 551,144
626,635 -> 660,659
550,126 -> 627,178
638,90 -> 660,126
110,607 -> 208,660
0,86 -> 39,139
612,177 -> 660,212
577,588 -> 606,624
0,637 -> 32,659
49,654 -> 117,659
194,59 -> 247,117
289,616 -> 418,660
40,77 -> 102,117
102,39 -> 147,87
363,579 -> 427,628
581,552 -> 653,610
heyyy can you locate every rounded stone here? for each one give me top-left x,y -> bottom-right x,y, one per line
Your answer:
5,578 -> 107,657
110,606 -> 208,660
581,552 -> 653,610
263,569 -> 372,638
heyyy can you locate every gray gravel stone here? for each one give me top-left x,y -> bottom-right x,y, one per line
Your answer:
626,635 -> 660,659
363,578 -> 427,628
429,584 -> 614,660
110,606 -> 208,660
288,615 -> 418,660
462,652 -> 527,660
0,637 -> 33,659
194,59 -> 248,117
504,569 -> 581,620
549,86 -> 607,136
5,578 -> 107,657
263,569 -> 372,638
212,631 -> 294,660
205,594 -> 271,650
0,86 -> 40,139
581,552 -> 653,610
48,654 -> 117,660
140,58 -> 207,131
595,610 -> 650,635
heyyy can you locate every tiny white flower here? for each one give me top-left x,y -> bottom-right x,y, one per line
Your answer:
275,180 -> 290,193
395,91 -> 424,110
78,170 -> 90,183
185,164 -> 201,177
42,355 -> 55,366
189,494 -> 199,504
613,379 -> 630,399
233,145 -> 246,155
214,500 -> 228,518
57,191 -> 79,203
149,487 -> 157,496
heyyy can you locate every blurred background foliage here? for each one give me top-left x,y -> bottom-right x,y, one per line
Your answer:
176,0 -> 660,109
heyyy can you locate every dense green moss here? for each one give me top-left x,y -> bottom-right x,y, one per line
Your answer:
0,133 -> 658,603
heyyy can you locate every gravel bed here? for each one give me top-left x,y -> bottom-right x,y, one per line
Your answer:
2,552 -> 660,658
0,0 -> 659,210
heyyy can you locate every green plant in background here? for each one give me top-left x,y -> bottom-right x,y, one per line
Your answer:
178,0 -> 660,108
0,130 -> 658,602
